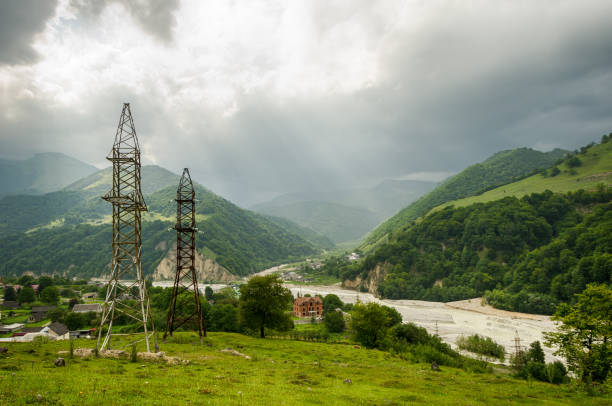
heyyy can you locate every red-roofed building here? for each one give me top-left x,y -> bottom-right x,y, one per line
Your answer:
293,296 -> 323,318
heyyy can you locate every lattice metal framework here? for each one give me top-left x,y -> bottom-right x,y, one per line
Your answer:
164,168 -> 206,340
97,103 -> 156,352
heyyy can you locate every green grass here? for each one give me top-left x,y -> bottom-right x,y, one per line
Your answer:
430,141 -> 612,214
0,332 -> 609,405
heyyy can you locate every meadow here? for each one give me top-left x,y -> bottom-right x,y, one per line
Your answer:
1,332 -> 610,405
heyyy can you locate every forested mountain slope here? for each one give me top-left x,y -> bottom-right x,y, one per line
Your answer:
0,152 -> 98,197
324,188 -> 610,314
361,147 -> 569,252
0,166 -> 327,278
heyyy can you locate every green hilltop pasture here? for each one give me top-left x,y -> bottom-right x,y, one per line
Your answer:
0,332 -> 610,405
429,140 -> 612,215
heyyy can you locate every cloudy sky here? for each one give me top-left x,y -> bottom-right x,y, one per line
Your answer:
1,0 -> 611,206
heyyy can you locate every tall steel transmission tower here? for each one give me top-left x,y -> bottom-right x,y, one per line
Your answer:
97,103 -> 156,352
164,168 -> 206,341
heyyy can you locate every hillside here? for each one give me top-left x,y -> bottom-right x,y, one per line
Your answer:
429,138 -> 612,213
0,152 -> 98,197
253,179 -> 436,219
2,332 -> 605,405
361,147 -> 569,251
0,165 -> 327,278
324,188 -> 610,314
253,200 -> 381,243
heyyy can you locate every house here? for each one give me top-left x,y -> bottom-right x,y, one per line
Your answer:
69,328 -> 96,339
20,326 -> 44,334
293,296 -> 323,318
28,306 -> 56,322
82,292 -> 98,300
0,323 -> 25,334
72,303 -> 102,313
47,322 -> 70,340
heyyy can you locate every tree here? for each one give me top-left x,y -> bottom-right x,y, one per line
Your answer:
382,305 -> 402,327
324,310 -> 345,333
40,286 -> 60,304
323,294 -> 343,314
3,285 -> 17,301
65,312 -> 85,330
544,284 -> 612,383
527,341 -> 545,364
17,286 -> 35,304
37,276 -> 54,293
239,275 -> 293,338
209,304 -> 239,332
47,307 -> 66,323
350,302 -> 391,349
204,286 -> 214,301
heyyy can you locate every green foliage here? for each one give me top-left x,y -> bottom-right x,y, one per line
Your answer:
36,276 -> 54,293
322,294 -> 343,314
456,334 -> 505,361
349,302 -> 396,349
326,188 -> 611,314
209,304 -> 240,332
17,287 -> 35,304
3,285 -> 17,301
544,284 -> 612,383
364,147 -> 568,249
323,310 -> 345,333
47,307 -> 66,323
64,312 -> 85,331
40,286 -> 60,304
204,286 -> 214,301
239,275 -> 294,338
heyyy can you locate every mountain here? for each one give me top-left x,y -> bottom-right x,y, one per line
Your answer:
323,136 -> 612,314
0,164 -> 328,278
253,200 -> 381,243
252,179 -> 436,243
361,147 -> 569,251
0,152 -> 98,197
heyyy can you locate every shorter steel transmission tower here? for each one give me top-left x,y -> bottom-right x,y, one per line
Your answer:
164,168 -> 205,340
97,103 -> 156,352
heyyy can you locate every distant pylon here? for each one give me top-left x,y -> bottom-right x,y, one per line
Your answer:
97,103 -> 157,352
164,168 -> 206,341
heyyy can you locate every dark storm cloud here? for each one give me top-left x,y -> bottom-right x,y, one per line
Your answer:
70,0 -> 179,43
0,0 -> 58,65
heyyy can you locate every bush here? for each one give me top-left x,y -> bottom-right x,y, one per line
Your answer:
323,310 -> 345,333
456,334 -> 505,361
547,361 -> 569,384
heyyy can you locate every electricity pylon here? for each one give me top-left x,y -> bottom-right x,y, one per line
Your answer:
164,168 -> 206,341
97,103 -> 157,352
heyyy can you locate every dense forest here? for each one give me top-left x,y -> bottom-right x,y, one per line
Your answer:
362,147 -> 568,250
0,169 -> 327,278
323,188 -> 611,314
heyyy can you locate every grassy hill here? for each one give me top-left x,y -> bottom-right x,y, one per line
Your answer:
254,200 -> 381,243
361,147 -> 569,252
0,166 -> 329,277
429,139 -> 612,214
0,152 -> 98,197
1,332 -> 608,405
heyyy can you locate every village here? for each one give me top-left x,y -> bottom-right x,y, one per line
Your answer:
0,277 -> 103,342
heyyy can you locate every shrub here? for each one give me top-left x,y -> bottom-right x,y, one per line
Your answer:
547,361 -> 569,384
324,310 -> 345,333
456,334 -> 505,361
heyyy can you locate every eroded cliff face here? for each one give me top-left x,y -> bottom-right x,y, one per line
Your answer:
341,262 -> 391,295
152,244 -> 238,282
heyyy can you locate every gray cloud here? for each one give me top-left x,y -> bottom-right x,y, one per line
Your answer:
1,1 -> 612,207
71,0 -> 179,43
0,0 -> 58,65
